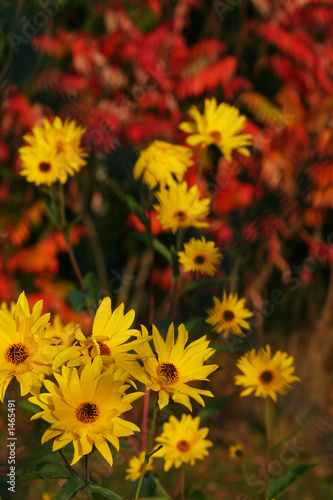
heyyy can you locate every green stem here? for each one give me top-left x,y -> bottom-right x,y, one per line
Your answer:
84,454 -> 92,500
180,464 -> 185,500
196,149 -> 208,183
241,457 -> 249,483
264,397 -> 272,461
171,229 -> 183,319
134,400 -> 159,500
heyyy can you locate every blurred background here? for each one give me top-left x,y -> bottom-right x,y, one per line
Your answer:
0,0 -> 333,498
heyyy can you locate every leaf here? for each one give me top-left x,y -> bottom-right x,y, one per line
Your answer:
90,485 -> 124,499
266,464 -> 317,499
151,475 -> 172,499
69,289 -> 89,312
53,477 -> 86,500
126,194 -> 149,229
199,393 -> 239,423
129,231 -> 172,264
43,200 -> 59,226
15,463 -> 73,483
210,343 -> 245,353
190,490 -> 206,500
270,428 -> 301,455
179,276 -> 235,296
83,272 -> 100,306
17,400 -> 40,413
184,316 -> 203,336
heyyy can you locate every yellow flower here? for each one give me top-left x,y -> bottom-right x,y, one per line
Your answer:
178,236 -> 222,276
29,357 -> 143,467
133,140 -> 193,189
154,181 -> 211,233
136,323 -> 218,411
205,290 -> 253,337
234,345 -> 300,401
0,292 -> 54,401
179,98 -> 252,161
19,117 -> 87,185
53,297 -> 149,385
154,414 -> 212,471
125,451 -> 154,481
229,443 -> 244,460
44,315 -> 77,347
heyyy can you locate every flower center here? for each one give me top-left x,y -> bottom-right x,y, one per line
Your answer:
5,343 -> 29,365
174,210 -> 187,222
156,362 -> 180,384
177,440 -> 190,452
210,131 -> 222,142
76,402 -> 100,423
235,448 -> 244,458
260,370 -> 274,384
88,341 -> 111,357
194,254 -> 205,264
39,162 -> 51,172
223,310 -> 235,322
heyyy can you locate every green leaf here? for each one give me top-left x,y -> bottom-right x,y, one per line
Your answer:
190,490 -> 206,500
266,464 -> 317,499
179,276 -> 235,296
151,475 -> 172,499
83,272 -> 100,308
43,200 -> 59,226
53,477 -> 86,499
210,343 -> 245,353
16,463 -> 73,483
69,289 -> 89,313
270,428 -> 301,455
184,316 -> 202,336
90,485 -> 123,499
17,399 -> 40,413
126,194 -> 149,229
129,231 -> 172,264
199,393 -> 239,423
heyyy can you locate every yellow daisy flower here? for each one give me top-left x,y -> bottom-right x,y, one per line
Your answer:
154,181 -> 211,233
136,323 -> 218,411
133,140 -> 193,189
179,98 -> 252,161
44,315 -> 77,347
205,290 -> 253,337
234,345 -> 300,402
30,357 -> 143,467
154,414 -> 213,471
125,451 -> 154,481
53,297 -> 149,385
19,117 -> 87,185
0,292 -> 54,401
178,236 -> 222,276
229,443 -> 244,460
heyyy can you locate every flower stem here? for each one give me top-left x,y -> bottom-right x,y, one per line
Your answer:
84,454 -> 92,500
196,148 -> 208,183
134,399 -> 159,500
241,457 -> 249,483
142,388 -> 150,452
180,464 -> 185,500
264,397 -> 272,460
58,450 -> 78,477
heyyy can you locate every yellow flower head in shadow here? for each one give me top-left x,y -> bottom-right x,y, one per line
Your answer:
154,181 -> 211,233
205,290 -> 253,337
134,140 -> 193,189
125,451 -> 154,481
136,323 -> 218,411
154,414 -> 212,471
234,345 -> 300,401
229,443 -> 244,460
178,236 -> 222,276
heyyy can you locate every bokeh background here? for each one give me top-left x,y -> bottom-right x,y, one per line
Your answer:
1,0 -> 333,498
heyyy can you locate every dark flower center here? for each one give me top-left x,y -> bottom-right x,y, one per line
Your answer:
156,362 -> 179,384
235,448 -> 244,458
76,402 -> 100,423
174,211 -> 187,222
210,131 -> 222,142
177,440 -> 190,452
223,310 -> 235,322
194,255 -> 205,264
88,341 -> 111,357
39,162 -> 51,172
5,343 -> 29,365
260,370 -> 274,383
